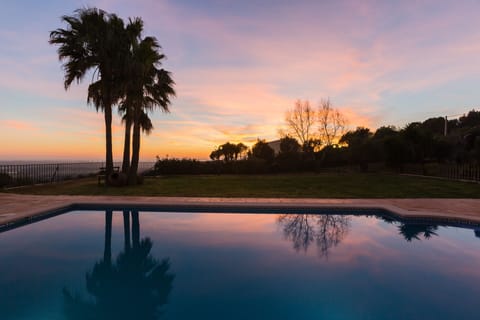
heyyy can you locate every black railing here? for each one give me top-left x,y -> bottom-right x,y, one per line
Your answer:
438,164 -> 480,182
403,163 -> 480,182
0,162 -> 155,188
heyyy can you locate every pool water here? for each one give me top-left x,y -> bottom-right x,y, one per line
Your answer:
1,209 -> 480,320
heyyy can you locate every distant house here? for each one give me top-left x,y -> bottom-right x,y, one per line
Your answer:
267,139 -> 282,155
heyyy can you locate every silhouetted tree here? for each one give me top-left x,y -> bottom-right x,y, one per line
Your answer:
282,99 -> 317,146
220,142 -> 239,162
421,117 -> 445,136
209,149 -> 221,161
373,126 -> 398,141
458,110 -> 480,129
125,33 -> 175,185
234,143 -> 248,160
302,138 -> 322,154
317,99 -> 347,146
275,136 -> 302,171
210,142 -> 248,162
250,139 -> 275,162
383,135 -> 412,171
121,109 -> 154,174
401,123 -> 436,174
51,9 -> 174,185
50,8 -> 129,178
279,136 -> 301,154
340,127 -> 374,171
474,137 -> 480,163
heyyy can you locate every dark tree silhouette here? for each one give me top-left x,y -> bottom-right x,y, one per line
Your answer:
279,136 -> 301,154
282,99 -> 317,146
340,127 -> 375,171
122,31 -> 175,185
318,99 -> 347,146
51,9 -> 174,185
278,214 -> 350,258
250,139 -> 275,162
50,8 -> 129,178
210,142 -> 248,162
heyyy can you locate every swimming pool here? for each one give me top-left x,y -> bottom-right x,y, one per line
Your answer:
1,207 -> 479,319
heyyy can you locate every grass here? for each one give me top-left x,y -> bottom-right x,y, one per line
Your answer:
3,173 -> 479,198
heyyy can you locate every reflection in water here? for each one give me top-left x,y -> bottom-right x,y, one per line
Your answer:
373,215 -> 440,242
63,210 -> 175,320
277,214 -> 350,257
2,211 -> 480,319
398,222 -> 439,242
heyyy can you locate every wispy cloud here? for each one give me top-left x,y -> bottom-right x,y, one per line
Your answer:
2,0 -> 480,159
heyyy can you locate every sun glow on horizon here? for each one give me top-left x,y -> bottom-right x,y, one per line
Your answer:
2,0 -> 480,160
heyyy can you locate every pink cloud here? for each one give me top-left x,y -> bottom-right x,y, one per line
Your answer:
3,0 -> 480,160
0,119 -> 39,131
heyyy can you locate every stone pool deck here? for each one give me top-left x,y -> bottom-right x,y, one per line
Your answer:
1,193 -> 480,227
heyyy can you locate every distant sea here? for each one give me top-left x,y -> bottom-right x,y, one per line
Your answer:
0,160 -> 99,165
0,161 -> 156,185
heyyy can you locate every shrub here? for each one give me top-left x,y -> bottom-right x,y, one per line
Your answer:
0,173 -> 12,187
108,172 -> 127,187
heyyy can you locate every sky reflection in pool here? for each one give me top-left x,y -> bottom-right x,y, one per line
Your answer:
1,210 -> 480,320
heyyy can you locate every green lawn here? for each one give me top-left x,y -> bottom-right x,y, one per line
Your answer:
3,173 -> 479,198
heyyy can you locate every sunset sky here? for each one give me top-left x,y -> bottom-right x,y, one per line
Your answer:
1,0 -> 480,160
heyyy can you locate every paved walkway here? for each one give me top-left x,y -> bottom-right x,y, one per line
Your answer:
2,194 -> 480,226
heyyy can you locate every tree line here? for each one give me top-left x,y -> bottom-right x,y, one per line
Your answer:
152,101 -> 480,175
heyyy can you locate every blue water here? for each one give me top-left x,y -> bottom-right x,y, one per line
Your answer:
1,210 -> 480,320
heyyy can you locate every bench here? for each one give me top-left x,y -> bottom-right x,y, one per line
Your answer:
98,166 -> 120,186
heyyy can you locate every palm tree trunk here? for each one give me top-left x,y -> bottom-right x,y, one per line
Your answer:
122,117 -> 132,174
128,114 -> 141,185
104,104 -> 114,177
104,210 -> 113,264
123,210 -> 131,252
131,210 -> 140,248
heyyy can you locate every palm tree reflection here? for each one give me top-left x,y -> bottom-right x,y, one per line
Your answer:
63,210 -> 175,319
278,214 -> 350,258
398,222 -> 439,242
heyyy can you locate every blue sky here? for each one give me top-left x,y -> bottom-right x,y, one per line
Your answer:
1,0 -> 480,160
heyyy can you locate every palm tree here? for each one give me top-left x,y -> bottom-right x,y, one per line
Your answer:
120,108 -> 134,174
118,18 -> 144,175
120,104 -> 154,174
122,34 -> 175,185
49,8 -> 129,178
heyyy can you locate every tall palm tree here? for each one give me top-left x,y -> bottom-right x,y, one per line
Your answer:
120,105 -> 134,174
122,34 -> 175,185
49,8 -> 129,178
119,100 -> 154,174
118,18 -> 144,174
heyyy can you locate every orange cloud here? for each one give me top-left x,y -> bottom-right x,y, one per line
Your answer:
1,119 -> 38,131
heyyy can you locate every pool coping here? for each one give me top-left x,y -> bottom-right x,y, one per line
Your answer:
1,194 -> 480,231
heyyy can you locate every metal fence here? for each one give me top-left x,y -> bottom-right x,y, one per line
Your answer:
0,162 -> 155,188
437,164 -> 480,182
403,163 -> 480,183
